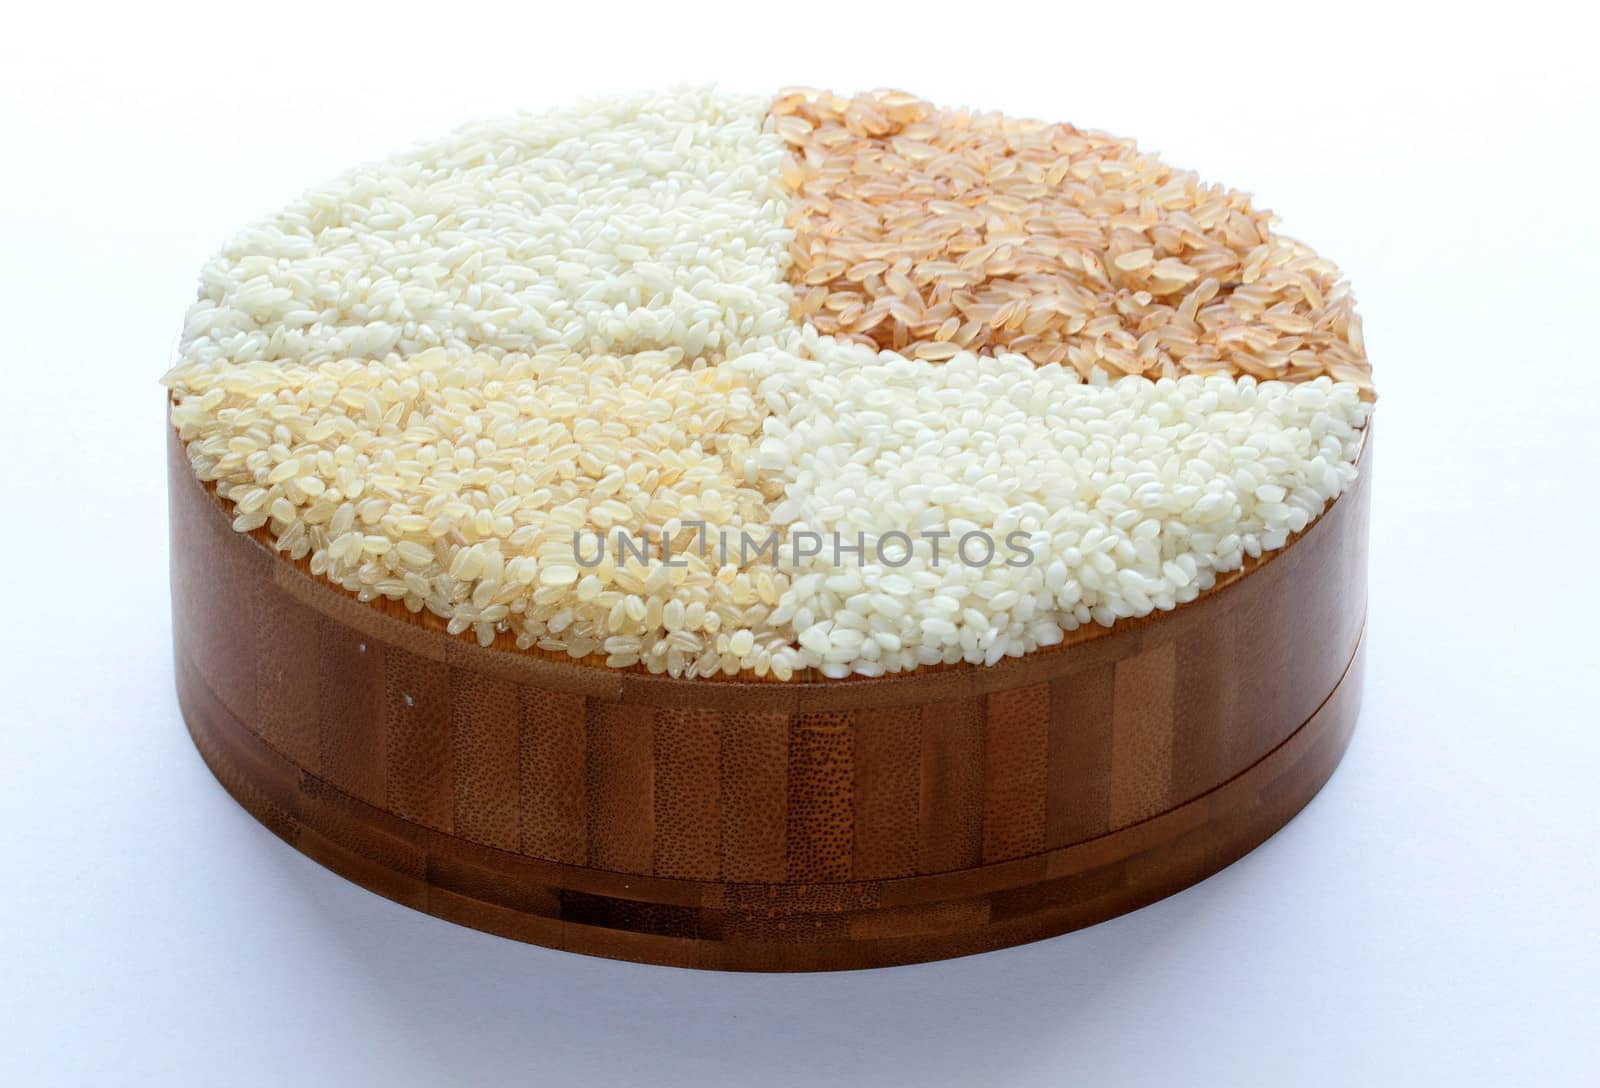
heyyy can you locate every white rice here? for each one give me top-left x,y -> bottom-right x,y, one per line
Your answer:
177,88 -> 796,368
730,329 -> 1369,678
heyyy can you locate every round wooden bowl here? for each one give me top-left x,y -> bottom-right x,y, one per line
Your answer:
169,422 -> 1370,971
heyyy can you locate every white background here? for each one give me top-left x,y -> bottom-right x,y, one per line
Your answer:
2,2 -> 1597,1084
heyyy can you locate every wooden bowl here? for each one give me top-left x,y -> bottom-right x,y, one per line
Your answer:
169,422 -> 1370,970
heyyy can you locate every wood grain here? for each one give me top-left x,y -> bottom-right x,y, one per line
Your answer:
982,685 -> 1049,863
519,689 -> 587,865
851,706 -> 922,880
169,421 -> 1372,971
653,707 -> 722,881
1045,664 -> 1115,848
584,701 -> 654,874
450,670 -> 521,852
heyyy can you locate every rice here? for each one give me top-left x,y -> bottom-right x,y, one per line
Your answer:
178,88 -> 796,369
171,347 -> 810,678
769,88 -> 1373,392
165,86 -> 1374,680
728,328 -> 1369,678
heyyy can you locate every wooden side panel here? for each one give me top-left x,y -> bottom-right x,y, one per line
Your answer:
653,707 -> 722,880
1230,461 -> 1369,769
919,698 -> 985,874
451,670 -> 521,852
519,689 -> 587,864
851,706 -> 922,880
318,618 -> 386,808
1171,615 -> 1235,803
1109,644 -> 1176,829
170,437 -> 260,726
785,711 -> 854,882
585,700 -> 655,874
253,588 -> 321,770
1045,664 -> 1115,847
384,648 -> 454,832
1233,584 -> 1308,768
719,710 -> 788,882
983,684 -> 1050,863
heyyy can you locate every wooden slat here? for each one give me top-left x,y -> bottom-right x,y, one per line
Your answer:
919,698 -> 985,873
384,648 -> 453,832
1045,664 -> 1114,847
318,618 -> 386,807
519,689 -> 587,864
653,707 -> 722,880
170,429 -> 260,726
1171,616 -> 1235,803
982,684 -> 1050,862
584,700 -> 655,874
1109,644 -> 1176,829
451,670 -> 521,852
719,709 -> 788,882
785,711 -> 855,882
851,705 -> 922,880
252,589 -> 321,770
